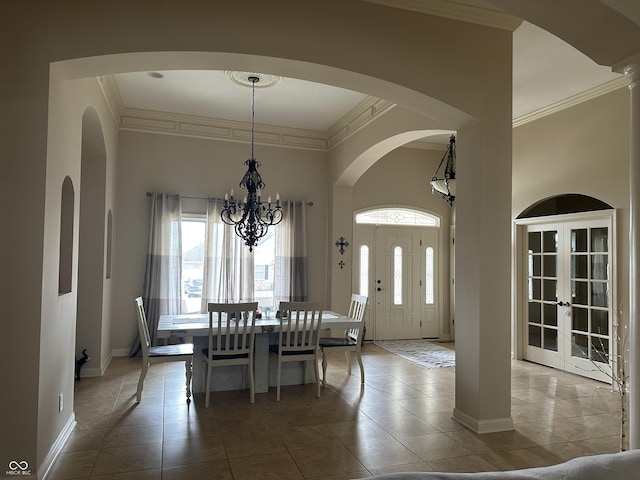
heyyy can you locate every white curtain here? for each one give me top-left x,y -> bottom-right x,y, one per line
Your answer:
274,200 -> 308,303
201,198 -> 254,310
131,193 -> 182,355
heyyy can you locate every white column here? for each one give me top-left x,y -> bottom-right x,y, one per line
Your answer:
626,62 -> 640,450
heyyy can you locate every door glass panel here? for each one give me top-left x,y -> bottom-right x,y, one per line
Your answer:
591,255 -> 608,280
571,229 -> 587,252
591,282 -> 608,308
572,280 -> 588,305
393,246 -> 402,305
544,328 -> 558,351
543,279 -> 557,302
359,245 -> 369,297
591,227 -> 608,252
543,231 -> 557,252
531,255 -> 541,276
543,255 -> 557,277
592,337 -> 609,364
528,232 -> 541,253
571,255 -> 588,278
543,303 -> 557,326
572,334 -> 589,358
591,309 -> 609,336
529,302 -> 541,324
425,247 -> 434,304
529,325 -> 542,347
572,307 -> 588,332
531,278 -> 541,300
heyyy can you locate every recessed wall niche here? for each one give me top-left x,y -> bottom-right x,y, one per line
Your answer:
59,176 -> 75,294
106,209 -> 113,279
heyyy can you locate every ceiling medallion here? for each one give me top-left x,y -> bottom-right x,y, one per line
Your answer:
226,71 -> 282,88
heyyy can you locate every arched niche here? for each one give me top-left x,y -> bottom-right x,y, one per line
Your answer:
59,176 -> 75,294
517,194 -> 613,219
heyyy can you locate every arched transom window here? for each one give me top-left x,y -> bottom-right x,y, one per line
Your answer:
355,208 -> 440,227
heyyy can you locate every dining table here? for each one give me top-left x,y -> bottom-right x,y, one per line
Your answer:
157,310 -> 360,394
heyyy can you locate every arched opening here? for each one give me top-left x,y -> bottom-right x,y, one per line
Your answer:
76,107 -> 107,377
517,193 -> 613,219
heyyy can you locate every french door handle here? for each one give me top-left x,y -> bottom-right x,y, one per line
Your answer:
377,287 -> 384,292
557,301 -> 571,307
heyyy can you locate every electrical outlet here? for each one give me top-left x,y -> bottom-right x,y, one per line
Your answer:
58,393 -> 63,413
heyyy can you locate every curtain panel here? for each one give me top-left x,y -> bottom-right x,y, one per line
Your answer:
274,200 -> 308,303
130,193 -> 182,355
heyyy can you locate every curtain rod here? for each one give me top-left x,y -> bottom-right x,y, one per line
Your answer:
146,191 -> 313,206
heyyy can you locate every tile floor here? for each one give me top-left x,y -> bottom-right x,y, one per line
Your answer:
48,343 -> 623,479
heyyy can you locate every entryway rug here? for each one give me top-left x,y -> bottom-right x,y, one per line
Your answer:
373,339 -> 455,369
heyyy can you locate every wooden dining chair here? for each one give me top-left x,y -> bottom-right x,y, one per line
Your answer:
319,294 -> 367,387
203,302 -> 258,407
270,302 -> 323,401
134,296 -> 193,403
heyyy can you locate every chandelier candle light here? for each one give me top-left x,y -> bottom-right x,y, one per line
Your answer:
221,74 -> 283,251
430,134 -> 456,206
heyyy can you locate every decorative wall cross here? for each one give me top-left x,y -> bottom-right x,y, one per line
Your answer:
338,260 -> 345,269
335,236 -> 350,255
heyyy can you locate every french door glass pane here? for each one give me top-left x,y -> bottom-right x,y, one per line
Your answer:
592,337 -> 609,364
591,282 -> 608,308
529,325 -> 542,347
543,279 -> 557,302
532,255 -> 541,276
529,302 -> 541,324
572,307 -> 588,332
571,255 -> 588,278
393,246 -> 402,305
572,280 -> 588,305
531,278 -> 541,300
572,334 -> 589,358
544,328 -> 558,351
591,255 -> 608,280
543,231 -> 557,252
591,309 -> 609,335
591,227 -> 608,252
543,255 -> 557,277
543,303 -> 557,326
529,232 -> 541,253
571,229 -> 587,252
359,245 -> 369,297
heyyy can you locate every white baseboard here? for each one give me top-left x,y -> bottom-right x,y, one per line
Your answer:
40,414 -> 75,480
452,408 -> 514,434
112,348 -> 130,357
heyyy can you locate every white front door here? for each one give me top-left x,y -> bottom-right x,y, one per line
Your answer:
370,227 -> 440,340
525,217 -> 613,382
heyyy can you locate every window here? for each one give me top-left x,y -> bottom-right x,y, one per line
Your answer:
393,246 -> 402,305
181,217 -> 205,313
356,208 -> 439,227
425,246 -> 434,304
253,229 -> 275,311
359,245 -> 369,297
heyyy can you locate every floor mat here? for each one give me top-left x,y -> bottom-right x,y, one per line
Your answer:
373,339 -> 455,368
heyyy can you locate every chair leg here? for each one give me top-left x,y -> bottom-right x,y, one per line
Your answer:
357,352 -> 365,384
248,360 -> 255,404
314,354 -> 321,398
321,349 -> 328,387
185,359 -> 193,401
276,353 -> 282,401
345,351 -> 352,375
136,361 -> 149,403
205,359 -> 212,408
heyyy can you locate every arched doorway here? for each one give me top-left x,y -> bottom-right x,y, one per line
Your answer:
354,207 -> 445,341
515,194 -> 616,382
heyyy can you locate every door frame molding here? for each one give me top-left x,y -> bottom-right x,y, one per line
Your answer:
513,209 -> 617,372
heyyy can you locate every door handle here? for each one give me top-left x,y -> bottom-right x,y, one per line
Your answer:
377,287 -> 384,292
556,301 -> 571,307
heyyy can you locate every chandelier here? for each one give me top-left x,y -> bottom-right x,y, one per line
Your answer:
430,134 -> 456,206
221,75 -> 283,251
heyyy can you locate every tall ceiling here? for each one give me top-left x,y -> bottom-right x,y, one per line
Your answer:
104,1 -> 637,145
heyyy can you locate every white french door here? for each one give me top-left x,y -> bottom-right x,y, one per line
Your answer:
524,217 -> 613,382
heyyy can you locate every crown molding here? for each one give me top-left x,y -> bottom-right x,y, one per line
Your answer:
512,76 -> 629,128
99,74 -> 395,151
363,0 -> 522,31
